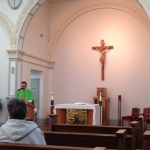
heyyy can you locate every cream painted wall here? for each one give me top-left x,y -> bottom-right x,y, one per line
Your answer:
51,2 -> 150,125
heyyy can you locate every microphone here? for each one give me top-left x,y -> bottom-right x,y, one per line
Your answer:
17,88 -> 22,91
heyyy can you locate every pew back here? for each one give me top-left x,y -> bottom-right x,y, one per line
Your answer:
0,143 -> 95,150
52,124 -> 132,134
49,121 -> 141,149
44,130 -> 128,149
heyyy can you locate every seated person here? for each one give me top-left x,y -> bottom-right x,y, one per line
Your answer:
0,98 -> 46,144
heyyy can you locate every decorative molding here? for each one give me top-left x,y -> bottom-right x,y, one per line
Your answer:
0,0 -> 43,49
6,49 -> 25,59
137,0 -> 150,19
0,12 -> 14,47
49,1 -> 150,60
23,52 -> 55,68
6,49 -> 55,68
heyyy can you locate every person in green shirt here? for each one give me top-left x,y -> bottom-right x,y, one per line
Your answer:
16,81 -> 34,104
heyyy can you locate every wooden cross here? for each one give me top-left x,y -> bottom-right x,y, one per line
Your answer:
92,40 -> 113,80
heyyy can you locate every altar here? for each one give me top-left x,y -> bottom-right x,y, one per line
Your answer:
53,104 -> 100,125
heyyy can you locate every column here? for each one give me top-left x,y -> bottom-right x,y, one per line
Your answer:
6,49 -> 24,98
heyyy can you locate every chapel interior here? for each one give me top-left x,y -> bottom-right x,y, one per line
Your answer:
1,0 -> 150,149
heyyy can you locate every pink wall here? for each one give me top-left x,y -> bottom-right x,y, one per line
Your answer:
51,4 -> 150,124
23,1 -> 50,60
23,0 -> 150,124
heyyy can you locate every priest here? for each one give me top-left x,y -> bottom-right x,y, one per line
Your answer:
16,81 -> 34,104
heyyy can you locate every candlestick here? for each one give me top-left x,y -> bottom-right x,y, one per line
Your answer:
118,95 -> 121,101
118,95 -> 121,126
99,93 -> 103,126
51,100 -> 54,106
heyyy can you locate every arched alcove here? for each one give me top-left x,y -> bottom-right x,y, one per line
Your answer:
48,1 -> 150,60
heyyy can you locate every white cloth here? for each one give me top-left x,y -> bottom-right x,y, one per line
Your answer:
54,103 -> 100,125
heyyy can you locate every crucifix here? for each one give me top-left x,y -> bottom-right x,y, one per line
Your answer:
92,40 -> 113,80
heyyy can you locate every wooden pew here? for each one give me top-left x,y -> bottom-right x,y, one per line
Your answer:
50,124 -> 135,150
143,131 -> 150,150
0,143 -> 106,150
42,116 -> 140,150
44,129 -> 126,150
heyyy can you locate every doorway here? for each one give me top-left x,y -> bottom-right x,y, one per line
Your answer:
31,78 -> 40,110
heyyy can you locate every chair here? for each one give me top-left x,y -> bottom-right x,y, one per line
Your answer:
143,107 -> 150,131
121,107 -> 140,126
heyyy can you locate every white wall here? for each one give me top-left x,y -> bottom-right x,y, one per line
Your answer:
0,25 -> 10,123
0,0 -> 30,123
0,0 -> 28,26
50,1 -> 150,124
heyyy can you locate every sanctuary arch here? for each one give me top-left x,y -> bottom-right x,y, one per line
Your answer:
48,1 -> 150,61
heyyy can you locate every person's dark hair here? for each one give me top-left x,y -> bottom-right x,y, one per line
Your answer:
7,98 -> 27,119
21,81 -> 27,85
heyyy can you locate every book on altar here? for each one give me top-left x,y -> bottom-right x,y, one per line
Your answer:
74,102 -> 91,105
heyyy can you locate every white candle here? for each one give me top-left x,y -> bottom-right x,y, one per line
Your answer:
51,92 -> 54,100
99,92 -> 102,101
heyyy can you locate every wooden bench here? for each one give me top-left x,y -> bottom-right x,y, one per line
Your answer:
41,115 -> 141,150
50,124 -> 136,150
0,143 -> 106,150
143,131 -> 150,150
44,129 -> 126,150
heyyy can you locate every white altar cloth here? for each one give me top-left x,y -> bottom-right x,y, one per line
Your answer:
54,103 -> 100,125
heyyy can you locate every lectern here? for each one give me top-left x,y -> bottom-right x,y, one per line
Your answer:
25,102 -> 35,121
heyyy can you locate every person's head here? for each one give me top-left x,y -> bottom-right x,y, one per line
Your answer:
21,81 -> 27,90
7,98 -> 27,119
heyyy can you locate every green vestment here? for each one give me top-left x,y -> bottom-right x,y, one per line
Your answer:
16,89 -> 34,103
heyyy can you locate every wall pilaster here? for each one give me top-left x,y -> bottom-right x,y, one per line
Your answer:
6,49 -> 23,96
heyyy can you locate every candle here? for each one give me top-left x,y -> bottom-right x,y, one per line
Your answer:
99,92 -> 102,101
51,92 -> 54,100
51,92 -> 54,106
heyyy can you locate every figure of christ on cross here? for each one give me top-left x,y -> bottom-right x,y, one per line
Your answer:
92,40 -> 113,80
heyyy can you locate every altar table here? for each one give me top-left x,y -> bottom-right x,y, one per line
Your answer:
54,104 -> 100,125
